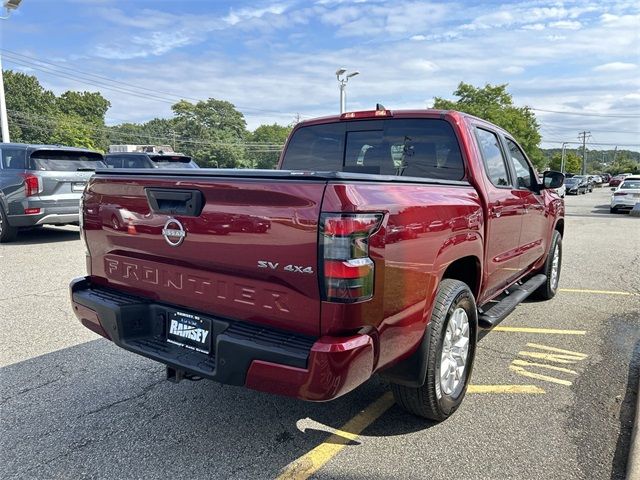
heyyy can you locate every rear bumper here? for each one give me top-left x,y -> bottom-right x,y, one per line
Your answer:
70,277 -> 375,401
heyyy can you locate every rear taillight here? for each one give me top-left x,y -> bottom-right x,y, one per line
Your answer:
24,208 -> 41,215
20,174 -> 42,197
320,213 -> 383,303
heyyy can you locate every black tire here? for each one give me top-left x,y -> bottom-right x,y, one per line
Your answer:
532,230 -> 562,300
391,279 -> 477,421
0,205 -> 19,243
610,207 -> 617,214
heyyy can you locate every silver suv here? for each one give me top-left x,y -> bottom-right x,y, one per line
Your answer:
0,143 -> 105,242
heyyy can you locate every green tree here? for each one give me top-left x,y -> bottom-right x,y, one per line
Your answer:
433,82 -> 544,169
608,156 -> 640,175
50,114 -> 96,149
549,152 -> 581,173
247,123 -> 292,169
171,98 -> 248,167
3,70 -> 57,144
57,91 -> 110,150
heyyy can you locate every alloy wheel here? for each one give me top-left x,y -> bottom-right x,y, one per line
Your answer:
440,307 -> 470,396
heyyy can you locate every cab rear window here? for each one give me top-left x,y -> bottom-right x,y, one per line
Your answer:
281,119 -> 465,181
29,150 -> 105,171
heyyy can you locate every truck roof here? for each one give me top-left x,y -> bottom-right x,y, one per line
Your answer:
296,109 -> 510,135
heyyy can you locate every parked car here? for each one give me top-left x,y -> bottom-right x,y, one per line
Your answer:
0,143 -> 105,243
592,175 -> 603,186
564,175 -> 588,194
104,152 -> 199,169
600,173 -> 611,184
609,174 -> 629,187
71,108 -> 565,421
610,176 -> 640,213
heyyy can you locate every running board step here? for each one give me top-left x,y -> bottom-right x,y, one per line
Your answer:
478,274 -> 547,329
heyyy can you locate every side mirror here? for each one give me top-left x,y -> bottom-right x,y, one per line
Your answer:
543,170 -> 564,189
610,187 -> 616,191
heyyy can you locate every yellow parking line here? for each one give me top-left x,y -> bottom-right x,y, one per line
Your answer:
276,384 -> 543,479
559,288 -> 638,296
276,392 -> 394,480
467,384 -> 545,394
492,326 -> 586,335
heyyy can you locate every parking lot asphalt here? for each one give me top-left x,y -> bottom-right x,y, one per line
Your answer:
1,187 -> 639,480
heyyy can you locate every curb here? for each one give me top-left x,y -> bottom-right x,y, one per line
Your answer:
627,381 -> 640,479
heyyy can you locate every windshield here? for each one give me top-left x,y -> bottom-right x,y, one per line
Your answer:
29,150 -> 105,171
282,118 -> 464,181
565,178 -> 579,183
620,180 -> 640,189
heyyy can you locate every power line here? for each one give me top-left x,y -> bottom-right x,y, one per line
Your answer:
531,107 -> 640,118
1,49 -> 307,117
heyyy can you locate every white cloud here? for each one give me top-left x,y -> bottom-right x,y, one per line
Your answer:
222,3 -> 289,26
502,66 -> 524,75
593,62 -> 638,72
522,23 -> 545,31
548,20 -> 582,30
410,35 -> 426,41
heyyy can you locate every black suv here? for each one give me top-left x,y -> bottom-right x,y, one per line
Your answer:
0,143 -> 105,242
104,152 -> 199,169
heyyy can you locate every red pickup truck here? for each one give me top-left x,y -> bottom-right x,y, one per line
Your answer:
70,109 -> 565,420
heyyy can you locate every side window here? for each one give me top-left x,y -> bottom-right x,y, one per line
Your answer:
505,138 -> 534,191
0,148 -> 27,169
475,128 -> 510,187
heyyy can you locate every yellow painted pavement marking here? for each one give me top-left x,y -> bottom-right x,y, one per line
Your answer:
511,343 -> 588,386
276,384 -> 544,479
559,288 -> 638,296
509,365 -> 573,386
511,359 -> 578,375
492,326 -> 586,335
467,384 -> 545,394
525,343 -> 588,358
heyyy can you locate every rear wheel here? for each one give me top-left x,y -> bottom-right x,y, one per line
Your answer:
0,206 -> 19,243
610,207 -> 618,214
391,279 -> 477,421
532,230 -> 562,300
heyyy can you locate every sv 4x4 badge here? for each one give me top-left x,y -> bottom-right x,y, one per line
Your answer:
257,261 -> 314,274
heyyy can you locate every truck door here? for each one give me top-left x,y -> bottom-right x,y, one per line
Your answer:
474,127 -> 524,301
502,137 -> 547,270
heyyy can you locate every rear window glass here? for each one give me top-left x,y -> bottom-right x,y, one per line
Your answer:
30,150 -> 105,171
281,119 -> 465,181
620,180 -> 640,189
150,155 -> 197,169
1,148 -> 27,169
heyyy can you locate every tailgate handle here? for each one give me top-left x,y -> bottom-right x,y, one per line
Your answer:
145,188 -> 204,216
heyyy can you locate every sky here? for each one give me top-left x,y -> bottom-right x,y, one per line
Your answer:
1,0 -> 639,151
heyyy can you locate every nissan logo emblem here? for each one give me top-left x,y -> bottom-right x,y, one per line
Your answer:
162,218 -> 186,247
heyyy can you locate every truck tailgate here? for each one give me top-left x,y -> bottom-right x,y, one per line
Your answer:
83,174 -> 325,336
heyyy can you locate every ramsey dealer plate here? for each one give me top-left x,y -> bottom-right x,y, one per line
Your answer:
166,311 -> 211,354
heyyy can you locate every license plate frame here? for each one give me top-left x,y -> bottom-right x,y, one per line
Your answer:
166,311 -> 212,354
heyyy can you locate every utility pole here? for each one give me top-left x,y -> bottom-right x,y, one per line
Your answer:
560,142 -> 568,173
578,131 -> 591,175
613,146 -> 618,163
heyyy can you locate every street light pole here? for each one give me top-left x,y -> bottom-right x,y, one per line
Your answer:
560,142 -> 568,173
336,68 -> 359,114
1,0 -> 25,143
0,56 -> 9,143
